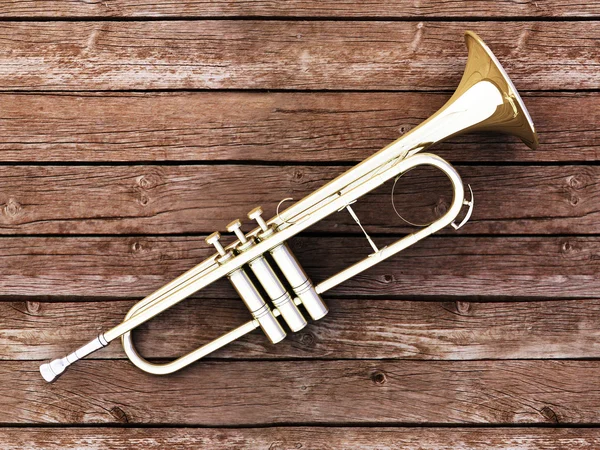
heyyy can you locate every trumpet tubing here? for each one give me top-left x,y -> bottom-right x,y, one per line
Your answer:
40,31 -> 538,383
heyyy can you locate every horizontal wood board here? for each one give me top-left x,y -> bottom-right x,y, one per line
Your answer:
2,427 -> 600,450
0,21 -> 597,91
3,297 -> 600,361
0,236 -> 597,299
0,91 -> 595,163
0,1 -> 599,18
3,360 -> 600,425
0,164 -> 597,235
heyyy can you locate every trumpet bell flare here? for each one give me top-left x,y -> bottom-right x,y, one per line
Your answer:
461,30 -> 539,150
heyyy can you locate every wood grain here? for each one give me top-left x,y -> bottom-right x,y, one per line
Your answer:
0,92 -> 593,163
0,0 -> 596,439
0,21 -> 596,91
0,1 -> 597,18
1,427 -> 599,450
0,164 -> 597,235
6,298 -> 600,361
4,360 -> 600,424
0,236 -> 597,299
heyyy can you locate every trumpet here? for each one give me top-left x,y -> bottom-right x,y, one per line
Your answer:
40,31 -> 538,382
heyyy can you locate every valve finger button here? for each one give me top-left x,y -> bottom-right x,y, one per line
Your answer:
227,219 -> 254,251
249,206 -> 275,240
248,206 -> 270,232
206,231 -> 226,256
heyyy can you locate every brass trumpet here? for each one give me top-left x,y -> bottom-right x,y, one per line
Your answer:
41,31 -> 538,382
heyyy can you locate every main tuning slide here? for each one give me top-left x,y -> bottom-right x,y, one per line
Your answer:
40,31 -> 538,383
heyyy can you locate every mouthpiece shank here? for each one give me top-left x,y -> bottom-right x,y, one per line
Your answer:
40,334 -> 108,382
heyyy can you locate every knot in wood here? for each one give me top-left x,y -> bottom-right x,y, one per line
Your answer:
371,370 -> 387,385
562,241 -> 573,253
131,241 -> 143,253
540,406 -> 559,423
299,331 -> 315,348
456,301 -> 471,315
382,274 -> 394,284
3,198 -> 22,218
568,194 -> 579,206
137,173 -> 160,190
138,194 -> 150,206
26,301 -> 40,314
137,175 -> 151,189
110,406 -> 129,423
434,199 -> 448,216
567,173 -> 586,190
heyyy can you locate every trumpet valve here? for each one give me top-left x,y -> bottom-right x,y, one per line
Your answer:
227,267 -> 287,344
226,219 -> 246,242
248,206 -> 269,232
249,207 -> 276,240
206,231 -> 226,256
227,219 -> 255,252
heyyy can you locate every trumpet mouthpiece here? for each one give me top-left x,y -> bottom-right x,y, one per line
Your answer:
40,358 -> 67,383
39,334 -> 108,383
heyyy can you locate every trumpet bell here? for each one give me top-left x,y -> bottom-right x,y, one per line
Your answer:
456,31 -> 538,150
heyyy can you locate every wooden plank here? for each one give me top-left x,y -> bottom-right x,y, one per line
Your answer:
0,21 -> 595,91
5,360 -> 600,424
7,298 -> 600,361
0,92 -> 593,163
0,164 -> 597,235
0,236 -> 597,299
0,1 -> 598,18
2,427 -> 600,450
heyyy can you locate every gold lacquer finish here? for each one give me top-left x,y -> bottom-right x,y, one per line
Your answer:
457,31 -> 538,148
40,31 -> 538,383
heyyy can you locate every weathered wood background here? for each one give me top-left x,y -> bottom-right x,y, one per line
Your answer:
0,1 -> 599,448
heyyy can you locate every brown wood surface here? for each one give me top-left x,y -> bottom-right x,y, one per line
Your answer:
1,427 -> 599,450
0,236 -> 597,299
0,92 -> 594,163
0,1 -> 598,18
3,360 -> 600,424
0,164 -> 597,235
4,298 -> 600,361
0,21 -> 596,91
0,0 -> 596,445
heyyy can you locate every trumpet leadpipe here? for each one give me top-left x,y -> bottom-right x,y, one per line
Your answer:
39,334 -> 108,383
